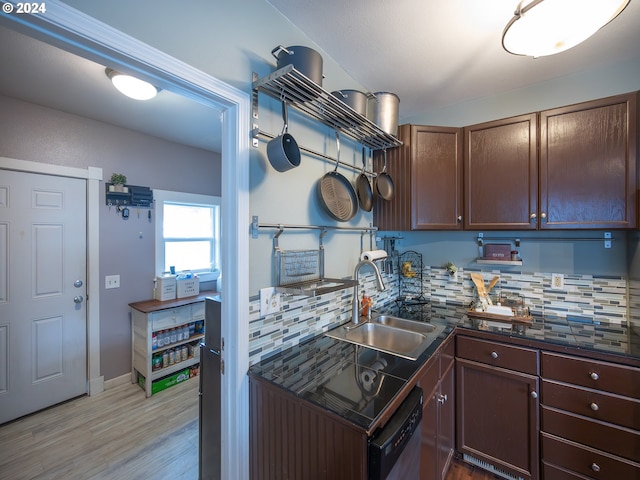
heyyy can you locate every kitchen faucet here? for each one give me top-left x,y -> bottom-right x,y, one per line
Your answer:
350,259 -> 386,327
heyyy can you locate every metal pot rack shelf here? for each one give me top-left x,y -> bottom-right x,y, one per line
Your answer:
252,65 -> 402,151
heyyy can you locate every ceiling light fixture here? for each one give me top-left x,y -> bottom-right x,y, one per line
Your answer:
105,68 -> 159,100
502,0 -> 630,57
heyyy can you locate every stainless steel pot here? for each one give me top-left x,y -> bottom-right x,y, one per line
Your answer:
272,45 -> 323,86
368,92 -> 400,136
331,90 -> 368,117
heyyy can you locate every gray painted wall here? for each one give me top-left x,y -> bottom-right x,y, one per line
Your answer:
0,94 -> 221,380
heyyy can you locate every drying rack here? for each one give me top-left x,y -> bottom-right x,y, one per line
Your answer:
397,251 -> 429,321
265,223 -> 366,296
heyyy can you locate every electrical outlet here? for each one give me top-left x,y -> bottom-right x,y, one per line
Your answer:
551,273 -> 564,290
260,287 -> 281,316
105,274 -> 120,289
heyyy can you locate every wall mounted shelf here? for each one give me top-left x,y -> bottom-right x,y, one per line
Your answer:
106,183 -> 154,208
252,65 -> 402,151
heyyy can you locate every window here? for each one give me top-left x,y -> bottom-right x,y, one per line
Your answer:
154,190 -> 220,281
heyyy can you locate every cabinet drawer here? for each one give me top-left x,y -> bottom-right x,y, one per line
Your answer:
542,433 -> 640,480
542,406 -> 640,462
440,337 -> 455,375
542,463 -> 588,480
542,379 -> 640,430
151,306 -> 192,330
456,336 -> 538,375
541,351 -> 640,398
418,354 -> 440,397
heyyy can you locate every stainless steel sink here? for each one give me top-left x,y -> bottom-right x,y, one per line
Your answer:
325,315 -> 445,360
370,315 -> 438,335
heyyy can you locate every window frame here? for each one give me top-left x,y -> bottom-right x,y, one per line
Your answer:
154,189 -> 221,283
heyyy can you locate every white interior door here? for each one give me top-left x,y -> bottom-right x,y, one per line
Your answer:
0,169 -> 87,424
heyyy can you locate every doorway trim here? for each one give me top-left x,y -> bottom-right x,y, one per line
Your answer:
0,2 -> 251,479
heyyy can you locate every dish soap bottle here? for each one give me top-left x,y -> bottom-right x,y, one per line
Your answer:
361,291 -> 373,318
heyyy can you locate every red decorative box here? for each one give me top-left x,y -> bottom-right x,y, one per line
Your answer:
484,244 -> 512,260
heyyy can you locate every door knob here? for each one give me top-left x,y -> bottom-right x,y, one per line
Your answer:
74,295 -> 84,304
74,279 -> 83,288
530,391 -> 538,399
437,394 -> 448,404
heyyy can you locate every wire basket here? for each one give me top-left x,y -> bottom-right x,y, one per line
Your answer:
277,249 -> 321,286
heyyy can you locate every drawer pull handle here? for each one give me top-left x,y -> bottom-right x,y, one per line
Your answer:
590,402 -> 599,411
591,463 -> 601,472
490,351 -> 499,359
530,391 -> 538,399
590,372 -> 599,381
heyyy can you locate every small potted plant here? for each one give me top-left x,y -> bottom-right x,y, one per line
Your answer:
444,261 -> 458,280
109,173 -> 127,193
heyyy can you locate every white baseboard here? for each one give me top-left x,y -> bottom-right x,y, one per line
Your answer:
103,373 -> 131,391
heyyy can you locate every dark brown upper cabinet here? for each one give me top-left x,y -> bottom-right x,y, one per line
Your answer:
464,114 -> 538,230
373,124 -> 463,231
540,92 -> 637,229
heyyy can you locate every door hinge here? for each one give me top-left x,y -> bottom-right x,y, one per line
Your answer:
221,359 -> 225,375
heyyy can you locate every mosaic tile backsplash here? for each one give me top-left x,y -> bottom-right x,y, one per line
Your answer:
248,257 -> 634,365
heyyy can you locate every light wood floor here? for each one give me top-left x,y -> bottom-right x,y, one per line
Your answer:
0,377 -> 497,480
0,377 -> 200,480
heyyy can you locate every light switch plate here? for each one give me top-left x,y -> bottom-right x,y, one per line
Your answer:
105,274 -> 120,289
551,273 -> 564,290
260,287 -> 281,316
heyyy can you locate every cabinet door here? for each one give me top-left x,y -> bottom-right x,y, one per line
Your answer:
420,386 -> 439,480
411,125 -> 463,230
373,124 -> 463,231
540,92 -> 637,229
464,114 -> 538,230
438,362 -> 455,480
456,358 -> 539,480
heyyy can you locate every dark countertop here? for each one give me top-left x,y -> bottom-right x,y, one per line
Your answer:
248,322 -> 452,434
248,310 -> 639,434
455,313 -> 640,365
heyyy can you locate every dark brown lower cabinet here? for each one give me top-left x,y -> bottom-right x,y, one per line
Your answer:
249,378 -> 368,480
419,337 -> 455,480
456,336 -> 539,480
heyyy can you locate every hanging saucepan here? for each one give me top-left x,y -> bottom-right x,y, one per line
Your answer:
267,100 -> 301,172
375,149 -> 395,201
317,131 -> 358,222
356,147 -> 373,212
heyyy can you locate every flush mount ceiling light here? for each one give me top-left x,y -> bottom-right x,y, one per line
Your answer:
502,0 -> 630,57
105,68 -> 159,100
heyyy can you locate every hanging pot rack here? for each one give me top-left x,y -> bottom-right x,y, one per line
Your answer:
252,65 -> 402,151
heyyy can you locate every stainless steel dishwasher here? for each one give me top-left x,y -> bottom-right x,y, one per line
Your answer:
368,386 -> 423,480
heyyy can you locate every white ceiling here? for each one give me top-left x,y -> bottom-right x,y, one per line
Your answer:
268,0 -> 640,119
1,1 -> 638,152
0,26 -> 223,153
